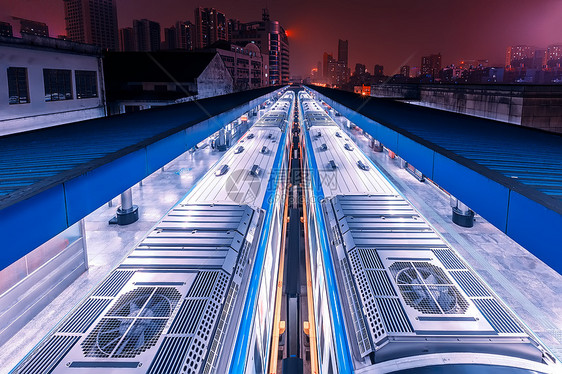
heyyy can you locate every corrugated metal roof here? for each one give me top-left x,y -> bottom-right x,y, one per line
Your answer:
0,86 -> 278,210
308,86 -> 562,211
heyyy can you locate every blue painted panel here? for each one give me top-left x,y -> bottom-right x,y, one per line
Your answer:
146,131 -> 188,175
64,149 -> 146,225
506,192 -> 562,273
397,134 -> 435,177
0,185 -> 67,271
379,124 -> 399,151
433,153 -> 510,231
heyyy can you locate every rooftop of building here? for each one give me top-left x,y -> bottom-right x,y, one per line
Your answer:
0,33 -> 101,55
103,51 -> 219,84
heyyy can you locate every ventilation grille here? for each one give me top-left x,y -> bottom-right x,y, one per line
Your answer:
357,248 -> 383,269
375,298 -> 413,333
433,249 -> 466,270
235,240 -> 251,278
366,270 -> 396,297
203,281 -> 240,374
340,258 -> 372,357
473,299 -> 524,334
391,261 -> 469,315
92,270 -> 135,297
58,298 -> 112,334
81,287 -> 181,358
450,270 -> 491,297
188,271 -> 220,299
14,335 -> 79,374
147,337 -> 192,374
331,224 -> 342,246
348,249 -> 386,343
181,271 -> 231,374
169,299 -> 207,335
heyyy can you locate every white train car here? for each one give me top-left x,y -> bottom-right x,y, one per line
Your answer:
299,90 -> 560,374
11,91 -> 295,374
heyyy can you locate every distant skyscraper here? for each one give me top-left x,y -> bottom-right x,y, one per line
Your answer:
229,9 -> 289,85
323,52 -> 334,78
354,63 -> 366,76
421,53 -> 441,77
14,17 -> 49,37
63,0 -> 118,50
338,39 -> 348,66
532,49 -> 546,70
505,46 -> 534,69
545,44 -> 562,70
175,21 -> 195,51
374,64 -> 384,77
133,19 -> 161,52
119,27 -> 135,51
227,19 -> 241,41
0,21 -> 13,37
162,26 -> 177,50
194,7 -> 228,49
400,65 -> 410,77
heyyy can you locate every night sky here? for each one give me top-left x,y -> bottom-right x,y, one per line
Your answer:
1,0 -> 561,77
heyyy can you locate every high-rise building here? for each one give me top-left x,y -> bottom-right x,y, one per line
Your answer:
323,52 -> 333,79
338,39 -> 348,66
13,17 -> 49,37
162,26 -> 177,50
0,21 -> 13,37
229,9 -> 289,85
421,53 -> 441,77
63,0 -> 118,50
227,19 -> 241,41
400,65 -> 410,77
119,27 -> 135,51
322,52 -> 347,86
133,19 -> 161,52
545,44 -> 562,70
194,7 -> 228,49
374,64 -> 384,77
175,21 -> 195,51
505,45 -> 534,69
354,63 -> 366,76
532,49 -> 546,70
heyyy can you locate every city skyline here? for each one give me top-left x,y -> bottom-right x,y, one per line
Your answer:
1,0 -> 562,77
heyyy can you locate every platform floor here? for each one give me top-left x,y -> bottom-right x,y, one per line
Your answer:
2,114 -> 562,372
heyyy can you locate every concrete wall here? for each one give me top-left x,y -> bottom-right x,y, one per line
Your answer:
370,84 -> 562,134
0,43 -> 105,136
197,53 -> 234,99
416,85 -> 524,125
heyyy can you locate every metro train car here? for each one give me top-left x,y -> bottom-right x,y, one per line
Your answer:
298,90 -> 561,373
11,90 -> 294,374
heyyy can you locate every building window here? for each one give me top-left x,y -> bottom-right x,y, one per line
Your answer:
7,67 -> 30,104
75,70 -> 98,99
43,69 -> 73,101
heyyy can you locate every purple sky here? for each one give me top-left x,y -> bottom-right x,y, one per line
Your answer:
1,0 -> 562,77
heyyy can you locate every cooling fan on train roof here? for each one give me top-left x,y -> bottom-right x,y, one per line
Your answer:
393,262 -> 468,315
81,287 -> 181,358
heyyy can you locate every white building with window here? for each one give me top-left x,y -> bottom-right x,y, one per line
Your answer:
0,34 -> 106,136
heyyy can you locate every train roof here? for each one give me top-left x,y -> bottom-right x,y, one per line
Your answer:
307,125 -> 395,196
186,126 -> 284,208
